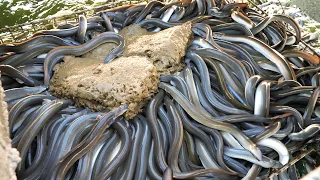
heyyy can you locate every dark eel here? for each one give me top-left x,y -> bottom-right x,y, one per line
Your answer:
43,32 -> 124,86
76,15 -> 88,44
33,23 -> 105,37
0,35 -> 79,53
51,105 -> 128,180
96,117 -> 132,179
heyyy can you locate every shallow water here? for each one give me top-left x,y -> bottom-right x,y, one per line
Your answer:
0,0 -> 120,28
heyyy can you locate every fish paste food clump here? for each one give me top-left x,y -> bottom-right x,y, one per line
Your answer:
49,56 -> 159,119
49,23 -> 193,119
123,22 -> 193,75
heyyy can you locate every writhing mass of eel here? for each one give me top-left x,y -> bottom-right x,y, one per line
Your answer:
1,0 -> 320,179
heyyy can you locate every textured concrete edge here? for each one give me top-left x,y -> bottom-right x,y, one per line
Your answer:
301,165 -> 320,180
0,74 -> 21,180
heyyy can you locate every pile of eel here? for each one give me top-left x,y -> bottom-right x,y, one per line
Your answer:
1,0 -> 320,179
